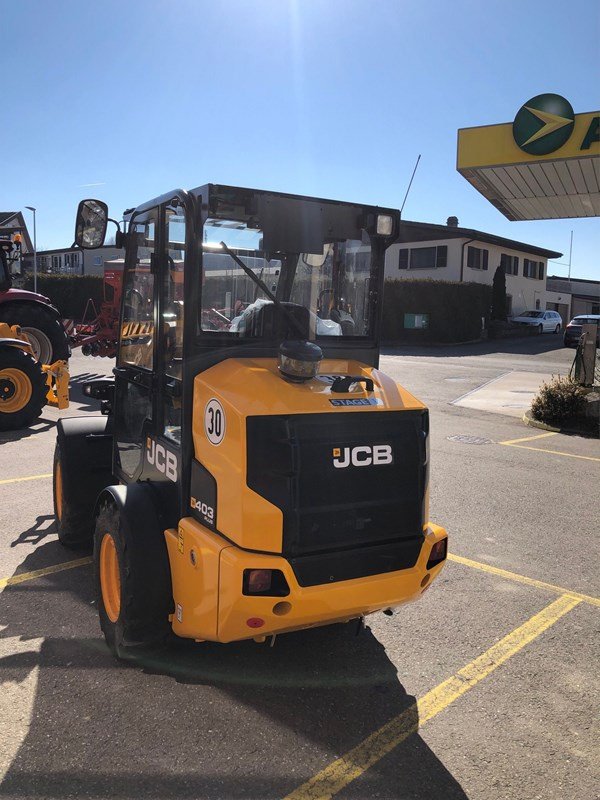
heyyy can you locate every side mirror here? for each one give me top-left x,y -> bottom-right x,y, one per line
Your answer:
75,199 -> 108,249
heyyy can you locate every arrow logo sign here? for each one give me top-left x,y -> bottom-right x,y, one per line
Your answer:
513,94 -> 575,155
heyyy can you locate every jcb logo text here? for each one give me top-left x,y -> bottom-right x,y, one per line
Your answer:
146,438 -> 178,482
332,445 -> 393,469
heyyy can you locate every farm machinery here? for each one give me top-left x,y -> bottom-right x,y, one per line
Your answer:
66,265 -> 123,358
0,240 -> 69,430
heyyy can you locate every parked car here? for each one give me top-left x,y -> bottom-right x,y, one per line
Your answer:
510,310 -> 562,334
563,314 -> 600,348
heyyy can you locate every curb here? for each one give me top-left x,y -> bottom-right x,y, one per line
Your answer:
522,412 -> 561,433
523,410 -> 599,439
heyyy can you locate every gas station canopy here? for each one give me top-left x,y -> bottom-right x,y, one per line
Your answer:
457,95 -> 599,221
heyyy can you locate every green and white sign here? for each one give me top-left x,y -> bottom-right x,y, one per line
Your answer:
512,93 -> 575,155
404,313 -> 429,330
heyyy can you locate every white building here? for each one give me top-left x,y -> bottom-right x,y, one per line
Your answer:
386,218 -> 566,320
546,276 -> 600,318
31,245 -> 124,277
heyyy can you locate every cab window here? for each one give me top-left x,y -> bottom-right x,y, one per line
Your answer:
118,210 -> 157,369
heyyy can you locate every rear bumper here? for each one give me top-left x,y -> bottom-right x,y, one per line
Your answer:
165,518 -> 447,643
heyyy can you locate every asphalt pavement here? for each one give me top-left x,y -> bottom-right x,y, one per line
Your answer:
0,336 -> 598,800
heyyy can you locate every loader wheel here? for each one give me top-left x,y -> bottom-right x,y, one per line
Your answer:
0,303 -> 69,363
0,347 -> 47,431
53,442 -> 94,549
94,498 -> 172,661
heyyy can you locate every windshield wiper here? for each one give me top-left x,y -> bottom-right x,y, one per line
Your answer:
219,241 -> 307,340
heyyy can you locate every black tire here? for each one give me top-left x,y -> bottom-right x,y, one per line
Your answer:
53,442 -> 92,549
0,346 -> 47,431
554,324 -> 560,333
93,489 -> 173,661
0,302 -> 69,363
538,324 -> 543,334
53,418 -> 113,550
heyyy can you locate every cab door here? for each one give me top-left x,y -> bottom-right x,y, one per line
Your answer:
113,207 -> 159,482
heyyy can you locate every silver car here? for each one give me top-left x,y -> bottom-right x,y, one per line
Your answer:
511,310 -> 562,333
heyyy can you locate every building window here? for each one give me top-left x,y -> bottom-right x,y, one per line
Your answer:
500,253 -> 519,276
52,255 -> 61,272
467,246 -> 488,270
398,245 -> 447,270
523,259 -> 544,279
592,304 -> 600,314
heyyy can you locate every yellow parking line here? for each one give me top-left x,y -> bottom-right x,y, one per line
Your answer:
0,472 -> 53,486
0,557 -> 92,590
498,432 -> 557,445
448,553 -> 600,608
284,594 -> 580,800
499,442 -> 600,462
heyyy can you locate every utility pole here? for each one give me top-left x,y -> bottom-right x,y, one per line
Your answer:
568,230 -> 573,281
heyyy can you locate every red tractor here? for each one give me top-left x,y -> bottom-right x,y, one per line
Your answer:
0,238 -> 70,363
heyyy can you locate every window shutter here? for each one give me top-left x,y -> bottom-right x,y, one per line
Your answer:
436,245 -> 447,268
538,262 -> 544,280
398,249 -> 408,269
514,257 -> 519,276
482,249 -> 489,270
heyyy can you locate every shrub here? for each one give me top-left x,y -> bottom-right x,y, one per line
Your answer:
382,279 -> 491,343
23,274 -> 104,319
530,375 -> 587,424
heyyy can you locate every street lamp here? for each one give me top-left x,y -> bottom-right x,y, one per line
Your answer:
25,206 -> 37,293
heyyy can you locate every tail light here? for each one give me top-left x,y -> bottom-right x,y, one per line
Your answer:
426,538 -> 448,569
243,569 -> 290,597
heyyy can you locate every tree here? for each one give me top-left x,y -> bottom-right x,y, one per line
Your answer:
491,265 -> 507,321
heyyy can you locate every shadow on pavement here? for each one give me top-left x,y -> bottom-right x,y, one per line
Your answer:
0,543 -> 467,799
0,418 -> 56,445
10,515 -> 57,548
383,332 -> 567,359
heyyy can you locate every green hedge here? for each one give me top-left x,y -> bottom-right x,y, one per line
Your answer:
23,274 -> 104,319
382,279 -> 491,343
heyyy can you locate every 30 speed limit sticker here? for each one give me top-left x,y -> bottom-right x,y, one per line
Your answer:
204,398 -> 226,445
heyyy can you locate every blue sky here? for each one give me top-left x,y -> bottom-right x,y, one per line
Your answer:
1,0 -> 598,278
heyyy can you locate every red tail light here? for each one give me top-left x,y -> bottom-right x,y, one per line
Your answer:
246,569 -> 272,593
427,538 -> 448,569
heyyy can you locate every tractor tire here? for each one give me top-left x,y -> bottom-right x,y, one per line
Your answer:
0,302 -> 69,364
53,441 -> 93,549
0,347 -> 47,431
93,487 -> 173,661
53,418 -> 113,550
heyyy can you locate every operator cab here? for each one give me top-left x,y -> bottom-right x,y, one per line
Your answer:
75,185 -> 398,523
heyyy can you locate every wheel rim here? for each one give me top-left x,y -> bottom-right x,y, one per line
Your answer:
54,461 -> 63,521
100,534 -> 121,623
21,327 -> 52,364
0,367 -> 33,413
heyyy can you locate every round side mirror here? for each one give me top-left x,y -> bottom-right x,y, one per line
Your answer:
75,199 -> 108,249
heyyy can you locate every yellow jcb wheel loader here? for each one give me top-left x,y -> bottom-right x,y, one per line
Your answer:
53,187 -> 448,660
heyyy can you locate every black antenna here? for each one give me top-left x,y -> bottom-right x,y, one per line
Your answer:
400,154 -> 421,216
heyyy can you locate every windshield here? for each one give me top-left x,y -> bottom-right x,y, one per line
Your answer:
520,311 -> 544,318
200,219 -> 375,339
